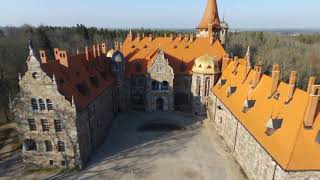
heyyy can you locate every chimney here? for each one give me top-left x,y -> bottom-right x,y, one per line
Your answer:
177,34 -> 182,41
127,29 -> 133,41
53,48 -> 60,60
170,34 -> 174,42
208,23 -> 213,37
242,63 -> 251,83
119,42 -> 123,50
190,34 -> 194,43
92,45 -> 97,59
285,71 -> 297,104
222,54 -> 230,72
164,33 -> 167,37
304,85 -> 320,127
59,51 -> 68,67
101,43 -> 107,54
114,42 -> 119,51
137,34 -> 141,42
269,64 -> 281,98
184,34 -> 189,42
149,34 -> 153,42
251,63 -> 262,88
85,46 -> 89,61
39,50 -> 47,64
307,77 -> 316,94
232,57 -> 239,73
97,44 -> 101,57
210,36 -> 214,45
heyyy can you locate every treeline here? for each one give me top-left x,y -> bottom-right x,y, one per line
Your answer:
0,25 -> 319,123
227,31 -> 320,89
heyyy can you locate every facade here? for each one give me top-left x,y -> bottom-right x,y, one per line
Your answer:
10,42 -> 120,168
9,0 -> 320,178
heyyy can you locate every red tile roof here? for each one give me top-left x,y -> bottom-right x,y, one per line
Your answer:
40,48 -> 115,110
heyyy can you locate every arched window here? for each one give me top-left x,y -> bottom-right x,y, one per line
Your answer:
196,76 -> 201,96
204,77 -> 211,96
162,81 -> 169,90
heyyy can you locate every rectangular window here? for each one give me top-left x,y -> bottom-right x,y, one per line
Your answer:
57,141 -> 65,152
39,99 -> 46,111
41,119 -> 49,132
46,99 -> 53,111
31,98 -> 39,111
45,140 -> 53,151
61,161 -> 65,166
54,120 -> 62,132
49,160 -> 53,165
28,119 -> 36,131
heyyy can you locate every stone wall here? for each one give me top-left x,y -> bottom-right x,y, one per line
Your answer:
11,67 -> 79,168
208,95 -> 320,180
76,84 -> 117,167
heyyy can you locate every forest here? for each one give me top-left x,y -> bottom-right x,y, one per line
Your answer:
0,24 -> 319,123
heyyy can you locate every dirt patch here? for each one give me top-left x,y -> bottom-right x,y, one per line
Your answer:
138,123 -> 185,132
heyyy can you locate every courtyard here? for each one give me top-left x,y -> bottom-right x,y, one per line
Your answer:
48,112 -> 245,180
0,112 -> 245,179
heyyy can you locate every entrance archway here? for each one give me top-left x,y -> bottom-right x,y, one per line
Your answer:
156,97 -> 164,111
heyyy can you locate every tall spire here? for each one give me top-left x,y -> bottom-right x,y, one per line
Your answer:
197,0 -> 220,29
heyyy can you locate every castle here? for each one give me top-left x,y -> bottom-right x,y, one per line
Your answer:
9,0 -> 320,179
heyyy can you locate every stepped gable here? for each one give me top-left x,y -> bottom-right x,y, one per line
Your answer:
212,60 -> 320,170
121,35 -> 226,77
39,45 -> 115,109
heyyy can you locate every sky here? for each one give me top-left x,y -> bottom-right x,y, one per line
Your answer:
1,0 -> 320,29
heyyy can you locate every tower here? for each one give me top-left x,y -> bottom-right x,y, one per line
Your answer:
191,55 -> 220,116
196,0 -> 221,37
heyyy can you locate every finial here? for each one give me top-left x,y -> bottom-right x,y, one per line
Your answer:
8,92 -> 12,103
18,73 -> 21,81
28,39 -> 35,55
52,74 -> 56,84
71,96 -> 75,107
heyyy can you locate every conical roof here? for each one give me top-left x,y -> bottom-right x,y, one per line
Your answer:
197,0 -> 220,29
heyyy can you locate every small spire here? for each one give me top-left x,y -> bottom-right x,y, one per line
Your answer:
71,96 -> 75,107
246,46 -> 252,68
18,73 -> 21,81
28,39 -> 35,55
8,92 -> 12,103
76,49 -> 80,54
52,74 -> 56,84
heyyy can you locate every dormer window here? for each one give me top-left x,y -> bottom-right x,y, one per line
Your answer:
207,66 -> 212,69
265,118 -> 283,136
227,86 -> 236,97
242,99 -> 256,113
